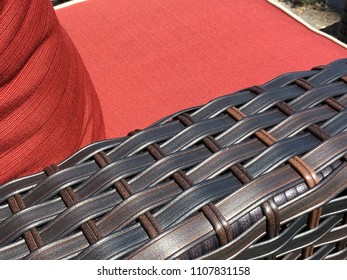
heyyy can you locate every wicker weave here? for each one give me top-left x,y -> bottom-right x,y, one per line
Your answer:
1,59 -> 347,260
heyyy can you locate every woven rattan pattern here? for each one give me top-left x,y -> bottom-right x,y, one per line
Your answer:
1,59 -> 347,259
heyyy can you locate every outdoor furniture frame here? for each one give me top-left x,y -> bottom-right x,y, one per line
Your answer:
1,59 -> 347,260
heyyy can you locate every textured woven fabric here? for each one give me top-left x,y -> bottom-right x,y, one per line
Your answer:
0,0 -> 105,184
56,0 -> 347,138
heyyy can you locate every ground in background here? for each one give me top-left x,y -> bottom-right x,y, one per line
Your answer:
273,0 -> 343,38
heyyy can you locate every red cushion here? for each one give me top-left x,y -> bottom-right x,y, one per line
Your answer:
56,0 -> 347,138
0,0 -> 105,184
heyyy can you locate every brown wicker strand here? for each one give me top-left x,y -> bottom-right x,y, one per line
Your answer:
236,81 -> 346,258
1,59 -> 347,260
95,148 -> 164,238
7,194 -> 44,251
114,179 -> 163,238
226,106 -> 285,242
145,135 -> 235,244
226,99 -> 326,258
44,164 -> 102,244
174,113 -> 234,244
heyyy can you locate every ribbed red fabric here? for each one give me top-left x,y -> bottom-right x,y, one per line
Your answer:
0,0 -> 105,184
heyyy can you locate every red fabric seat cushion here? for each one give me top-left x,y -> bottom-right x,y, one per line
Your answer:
0,0 -> 105,184
56,0 -> 347,138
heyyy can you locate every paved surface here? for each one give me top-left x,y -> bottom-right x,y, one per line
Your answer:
274,0 -> 342,35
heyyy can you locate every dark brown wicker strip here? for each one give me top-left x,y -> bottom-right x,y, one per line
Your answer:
1,58 -> 347,260
44,164 -> 102,244
7,194 -> 44,251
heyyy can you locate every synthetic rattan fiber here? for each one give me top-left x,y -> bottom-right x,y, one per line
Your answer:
1,59 -> 347,259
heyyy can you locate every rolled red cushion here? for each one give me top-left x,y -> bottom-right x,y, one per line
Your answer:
0,0 -> 105,184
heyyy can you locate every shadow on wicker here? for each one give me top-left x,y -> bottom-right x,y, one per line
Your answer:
1,59 -> 347,260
